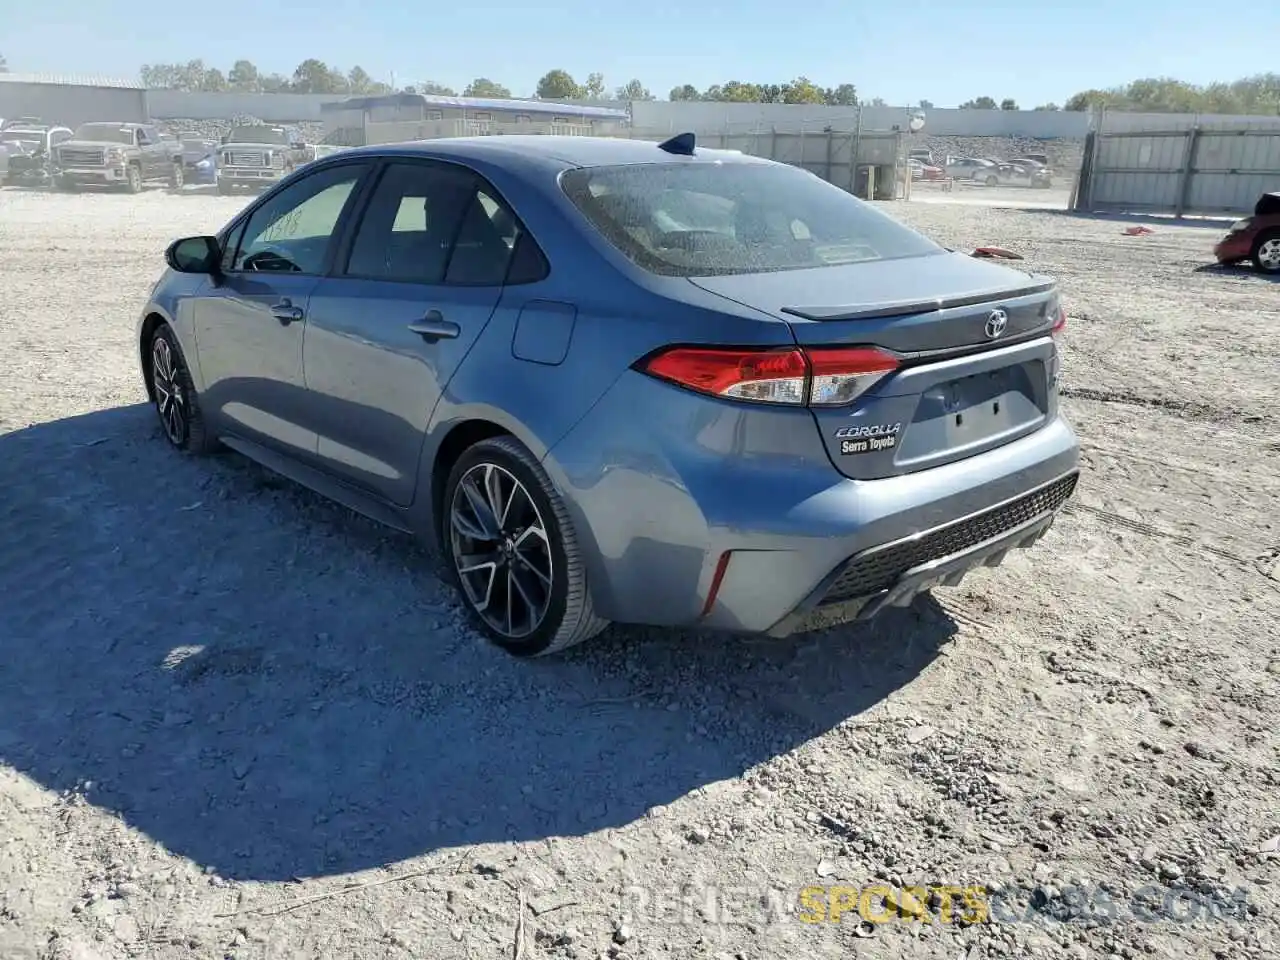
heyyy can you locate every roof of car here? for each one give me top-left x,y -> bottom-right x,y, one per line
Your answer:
338,135 -> 769,168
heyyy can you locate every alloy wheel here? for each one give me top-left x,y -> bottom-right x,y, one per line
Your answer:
151,336 -> 187,445
1257,237 -> 1280,272
449,462 -> 554,639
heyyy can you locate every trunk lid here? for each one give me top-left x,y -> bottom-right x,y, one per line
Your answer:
689,252 -> 1063,480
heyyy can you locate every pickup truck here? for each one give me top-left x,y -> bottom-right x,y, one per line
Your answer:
54,122 -> 184,193
216,124 -> 309,194
1,123 -> 74,187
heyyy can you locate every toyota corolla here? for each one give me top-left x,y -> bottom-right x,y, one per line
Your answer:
138,133 -> 1079,657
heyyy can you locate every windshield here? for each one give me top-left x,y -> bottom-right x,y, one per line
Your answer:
74,123 -> 135,144
560,161 -> 942,277
227,126 -> 289,144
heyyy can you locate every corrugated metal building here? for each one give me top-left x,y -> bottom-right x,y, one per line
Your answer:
321,92 -> 629,146
0,73 -> 148,128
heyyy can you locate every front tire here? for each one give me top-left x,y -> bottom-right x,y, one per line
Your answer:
443,436 -> 609,657
124,164 -> 142,194
169,163 -> 184,192
147,324 -> 217,455
1251,230 -> 1280,274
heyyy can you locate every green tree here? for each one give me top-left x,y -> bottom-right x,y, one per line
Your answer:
227,60 -> 259,91
780,76 -> 825,104
865,97 -> 887,107
290,59 -> 343,94
616,79 -> 654,101
918,99 -> 934,109
536,69 -> 582,100
822,83 -> 858,106
464,78 -> 512,98
582,72 -> 607,100
668,84 -> 701,101
1000,98 -> 1018,110
1034,103 -> 1060,111
959,96 -> 998,109
414,81 -> 458,96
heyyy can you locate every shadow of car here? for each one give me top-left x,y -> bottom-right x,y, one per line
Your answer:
0,403 -> 958,882
1213,191 -> 1280,274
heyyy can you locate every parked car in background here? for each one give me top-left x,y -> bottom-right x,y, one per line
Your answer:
55,122 -> 184,192
1214,191 -> 1280,274
907,157 -> 945,181
907,147 -> 934,165
180,138 -> 219,185
1007,158 -> 1055,185
296,143 -> 345,169
1,123 -> 74,188
216,124 -> 310,193
944,156 -> 996,181
976,162 -> 1053,189
137,134 -> 1077,658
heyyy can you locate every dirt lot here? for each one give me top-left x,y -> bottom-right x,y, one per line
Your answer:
1,188 -> 1277,960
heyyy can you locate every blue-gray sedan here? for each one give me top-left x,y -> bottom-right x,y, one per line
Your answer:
138,134 -> 1079,656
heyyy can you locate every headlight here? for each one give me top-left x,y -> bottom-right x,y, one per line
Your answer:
105,147 -> 125,161
1229,218 -> 1253,233
196,158 -> 211,169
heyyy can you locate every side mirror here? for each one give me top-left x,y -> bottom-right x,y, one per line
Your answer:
165,236 -> 222,275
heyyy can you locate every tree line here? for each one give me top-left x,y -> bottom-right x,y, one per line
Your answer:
119,59 -> 1280,117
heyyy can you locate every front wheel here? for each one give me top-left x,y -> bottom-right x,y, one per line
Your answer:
1251,230 -> 1280,274
169,163 -> 184,191
984,175 -> 998,187
147,324 -> 217,454
442,436 -> 609,657
124,164 -> 142,194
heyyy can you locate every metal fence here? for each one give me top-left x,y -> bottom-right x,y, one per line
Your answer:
1074,118 -> 1280,216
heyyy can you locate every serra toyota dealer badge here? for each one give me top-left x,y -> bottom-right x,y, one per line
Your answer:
835,422 -> 901,455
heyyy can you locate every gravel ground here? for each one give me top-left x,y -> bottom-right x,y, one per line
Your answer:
1,187 -> 1278,960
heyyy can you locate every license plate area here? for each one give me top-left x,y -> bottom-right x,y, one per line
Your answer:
896,362 -> 1047,469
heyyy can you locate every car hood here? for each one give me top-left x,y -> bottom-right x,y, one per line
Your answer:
1255,192 -> 1280,218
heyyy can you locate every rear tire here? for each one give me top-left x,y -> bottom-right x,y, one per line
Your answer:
147,324 -> 217,455
984,175 -> 998,187
1250,230 -> 1280,274
442,436 -> 609,657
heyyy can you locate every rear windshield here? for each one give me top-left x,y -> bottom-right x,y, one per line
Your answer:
560,161 -> 941,277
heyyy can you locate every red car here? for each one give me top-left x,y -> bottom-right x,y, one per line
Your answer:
1214,192 -> 1280,274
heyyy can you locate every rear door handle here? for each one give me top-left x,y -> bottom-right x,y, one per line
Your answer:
407,311 -> 460,342
271,299 -> 304,325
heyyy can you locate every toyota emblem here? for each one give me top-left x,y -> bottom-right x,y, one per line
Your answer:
985,308 -> 1009,339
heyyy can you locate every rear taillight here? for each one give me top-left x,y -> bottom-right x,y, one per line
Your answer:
1051,303 -> 1067,337
639,345 -> 899,406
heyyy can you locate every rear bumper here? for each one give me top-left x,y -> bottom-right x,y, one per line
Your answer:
544,369 -> 1080,635
764,470 -> 1075,636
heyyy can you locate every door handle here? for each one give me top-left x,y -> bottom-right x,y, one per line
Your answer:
271,299 -> 304,325
406,311 -> 460,341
